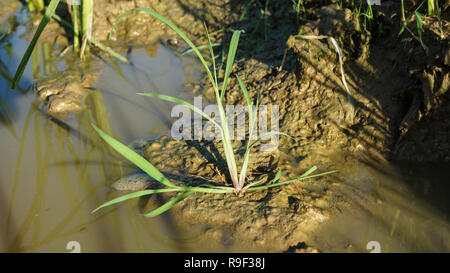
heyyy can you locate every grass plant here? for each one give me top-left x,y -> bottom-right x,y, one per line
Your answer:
12,0 -> 127,89
398,1 -> 430,54
92,9 -> 335,217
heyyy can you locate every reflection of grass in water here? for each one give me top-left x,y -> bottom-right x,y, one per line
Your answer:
6,88 -> 185,251
0,96 -> 18,140
5,90 -> 128,251
8,113 -> 51,251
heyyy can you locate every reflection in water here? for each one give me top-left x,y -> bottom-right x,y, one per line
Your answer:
0,9 -> 211,252
309,153 -> 449,252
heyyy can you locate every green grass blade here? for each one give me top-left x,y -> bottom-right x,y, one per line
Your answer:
272,170 -> 282,183
414,11 -> 429,54
236,75 -> 254,136
88,38 -> 129,63
427,0 -> 435,16
243,177 -> 266,190
204,23 -> 218,89
144,191 -> 195,218
180,43 -> 221,56
72,4 -> 80,53
91,188 -> 182,213
248,168 -> 338,191
236,75 -> 256,187
177,186 -> 233,194
200,183 -> 235,191
137,92 -> 222,130
415,11 -> 423,41
216,102 -> 239,188
11,0 -> 61,89
108,8 -> 216,88
50,14 -> 128,62
238,131 -> 289,188
220,31 -> 241,101
398,1 -> 426,36
92,124 -> 177,188
248,131 -> 291,150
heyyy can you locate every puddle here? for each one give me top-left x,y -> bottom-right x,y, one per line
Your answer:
0,3 -> 448,253
0,7 -> 215,252
308,156 -> 449,253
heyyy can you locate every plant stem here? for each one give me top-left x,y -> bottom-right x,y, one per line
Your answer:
427,0 -> 435,16
71,3 -> 80,53
34,0 -> 46,11
81,0 -> 93,56
401,0 -> 405,22
25,0 -> 36,12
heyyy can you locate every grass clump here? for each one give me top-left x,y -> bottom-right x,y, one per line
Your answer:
12,0 -> 127,89
92,8 -> 335,217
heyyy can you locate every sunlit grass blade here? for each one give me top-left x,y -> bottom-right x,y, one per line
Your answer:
238,131 -> 290,188
204,23 -> 218,89
401,0 -> 406,22
92,188 -> 182,213
88,38 -> 129,63
11,0 -> 61,89
236,75 -> 254,133
81,0 -> 93,55
180,43 -> 221,56
137,92 -> 221,130
144,191 -> 195,218
247,168 -> 338,191
272,170 -> 283,183
243,171 -> 281,191
92,123 -> 177,188
200,183 -> 235,191
243,177 -> 265,190
236,75 -> 255,186
220,31 -> 241,101
248,131 -> 291,150
71,3 -> 80,53
427,0 -> 435,16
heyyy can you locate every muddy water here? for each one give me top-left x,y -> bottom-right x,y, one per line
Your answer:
0,8 -> 213,252
0,5 -> 448,253
308,156 -> 449,252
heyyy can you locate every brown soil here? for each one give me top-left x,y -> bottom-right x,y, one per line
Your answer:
16,0 -> 450,252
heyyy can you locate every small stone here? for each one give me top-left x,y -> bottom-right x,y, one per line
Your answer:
111,173 -> 152,191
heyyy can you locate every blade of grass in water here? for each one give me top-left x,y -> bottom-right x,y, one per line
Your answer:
11,0 -> 61,89
51,14 -> 128,63
92,188 -> 183,213
92,124 -> 177,188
